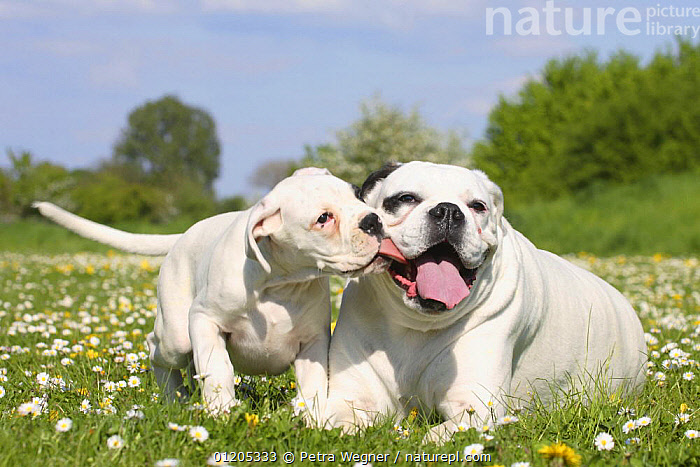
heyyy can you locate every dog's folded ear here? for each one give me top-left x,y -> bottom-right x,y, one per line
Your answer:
245,195 -> 283,274
292,167 -> 332,177
472,170 -> 504,223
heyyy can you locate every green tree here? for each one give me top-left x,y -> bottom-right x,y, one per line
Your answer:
70,171 -> 170,224
5,150 -> 74,217
113,95 -> 221,192
0,168 -> 12,216
302,96 -> 471,186
216,195 -> 248,214
473,40 -> 700,204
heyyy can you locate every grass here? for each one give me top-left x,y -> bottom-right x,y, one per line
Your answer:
0,218 -> 195,254
0,172 -> 698,465
2,171 -> 698,257
0,252 -> 698,466
506,171 -> 700,256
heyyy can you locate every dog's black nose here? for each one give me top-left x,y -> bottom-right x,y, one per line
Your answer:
359,213 -> 383,236
428,202 -> 465,223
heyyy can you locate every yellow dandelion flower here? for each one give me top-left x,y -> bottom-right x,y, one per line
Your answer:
538,442 -> 581,467
680,403 -> 689,413
85,265 -> 95,275
652,253 -> 666,263
86,349 -> 99,359
245,413 -> 259,428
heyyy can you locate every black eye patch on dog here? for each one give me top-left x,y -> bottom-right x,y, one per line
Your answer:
382,192 -> 422,214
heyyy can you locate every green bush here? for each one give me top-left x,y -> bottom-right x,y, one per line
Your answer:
5,150 -> 75,217
507,171 -> 700,256
473,40 -> 700,205
70,172 -> 170,224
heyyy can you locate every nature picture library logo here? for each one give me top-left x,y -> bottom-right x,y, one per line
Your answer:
486,1 -> 700,38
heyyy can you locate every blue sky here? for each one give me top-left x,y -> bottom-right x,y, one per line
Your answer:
1,0 -> 698,197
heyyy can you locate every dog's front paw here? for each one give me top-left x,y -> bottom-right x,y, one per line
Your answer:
201,381 -> 240,416
204,398 -> 241,417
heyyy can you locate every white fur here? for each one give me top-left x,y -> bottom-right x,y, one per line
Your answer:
37,170 -> 385,419
325,161 -> 647,441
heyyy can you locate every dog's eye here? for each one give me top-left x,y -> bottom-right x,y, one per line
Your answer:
469,200 -> 487,213
316,212 -> 334,225
398,194 -> 417,203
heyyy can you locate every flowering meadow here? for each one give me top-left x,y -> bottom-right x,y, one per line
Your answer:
0,251 -> 698,466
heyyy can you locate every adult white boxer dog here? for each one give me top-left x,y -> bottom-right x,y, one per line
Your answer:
324,161 -> 647,441
35,168 -> 394,418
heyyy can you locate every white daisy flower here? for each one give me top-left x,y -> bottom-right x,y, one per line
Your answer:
127,376 -> 141,387
189,426 -> 209,442
675,413 -> 691,424
168,422 -> 189,431
685,430 -> 699,439
124,408 -> 145,420
669,348 -> 685,359
104,381 -> 117,392
125,353 -> 139,363
497,415 -> 519,425
17,402 -> 41,417
106,435 -> 124,449
79,399 -> 91,414
463,443 -> 484,457
155,459 -> 180,467
0,386 -> 5,398
206,453 -> 230,465
291,395 -> 308,416
36,372 -> 50,386
683,372 -> 695,381
636,416 -> 652,427
594,432 -> 615,451
456,422 -> 469,432
622,419 -> 637,434
55,418 -> 73,432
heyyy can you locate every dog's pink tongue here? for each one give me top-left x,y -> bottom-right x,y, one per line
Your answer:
415,253 -> 469,310
378,238 -> 408,264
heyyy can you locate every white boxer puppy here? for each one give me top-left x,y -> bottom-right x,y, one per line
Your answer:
324,161 -> 647,441
35,168 -> 396,418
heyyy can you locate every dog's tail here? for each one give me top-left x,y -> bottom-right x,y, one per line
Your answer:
33,201 -> 181,256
